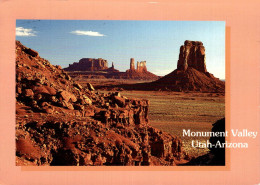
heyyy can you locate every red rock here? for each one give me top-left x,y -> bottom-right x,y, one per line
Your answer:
24,48 -> 39,57
15,40 -> 186,166
24,89 -> 34,97
130,58 -> 135,70
43,107 -> 54,114
17,87 -> 22,94
136,61 -> 147,72
64,58 -> 108,71
58,90 -> 77,103
34,94 -> 42,101
113,96 -> 125,107
45,86 -> 56,95
74,104 -> 84,111
124,58 -> 158,80
82,95 -> 92,105
56,65 -> 62,70
177,40 -> 207,73
86,83 -> 95,91
118,40 -> 225,93
33,86 -> 56,95
74,83 -> 83,90
65,57 -> 159,81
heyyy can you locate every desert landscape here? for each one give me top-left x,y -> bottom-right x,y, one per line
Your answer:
70,40 -> 225,159
16,38 -> 225,166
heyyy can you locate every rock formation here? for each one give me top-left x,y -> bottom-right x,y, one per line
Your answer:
136,61 -> 147,73
112,62 -> 114,69
124,58 -> 158,81
115,40 -> 225,93
15,41 -> 187,166
177,40 -> 207,73
64,57 -> 159,81
129,59 -> 147,73
104,62 -> 120,73
154,40 -> 224,92
64,58 -> 108,71
130,58 -> 135,70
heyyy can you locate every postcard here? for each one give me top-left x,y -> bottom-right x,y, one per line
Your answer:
0,0 -> 259,184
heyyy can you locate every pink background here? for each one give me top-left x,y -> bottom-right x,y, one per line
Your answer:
0,0 -> 259,184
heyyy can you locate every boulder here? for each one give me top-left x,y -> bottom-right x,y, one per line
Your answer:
73,83 -> 83,90
86,83 -> 95,91
24,48 -> 39,57
24,89 -> 34,97
58,90 -> 77,103
113,96 -> 125,107
33,86 -> 56,96
82,95 -> 92,105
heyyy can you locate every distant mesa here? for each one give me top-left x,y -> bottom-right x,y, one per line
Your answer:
64,58 -> 108,71
64,57 -> 159,80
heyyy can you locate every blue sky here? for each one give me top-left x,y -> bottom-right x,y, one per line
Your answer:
16,20 -> 225,79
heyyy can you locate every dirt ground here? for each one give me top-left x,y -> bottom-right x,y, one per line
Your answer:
71,75 -> 154,87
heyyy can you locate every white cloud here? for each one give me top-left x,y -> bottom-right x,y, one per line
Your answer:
70,30 -> 105,37
16,27 -> 36,36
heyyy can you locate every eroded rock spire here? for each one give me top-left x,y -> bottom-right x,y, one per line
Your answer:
177,40 -> 207,73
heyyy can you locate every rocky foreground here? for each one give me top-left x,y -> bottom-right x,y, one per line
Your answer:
15,41 -> 189,166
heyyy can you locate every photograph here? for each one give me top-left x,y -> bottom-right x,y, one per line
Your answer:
15,20 -> 225,166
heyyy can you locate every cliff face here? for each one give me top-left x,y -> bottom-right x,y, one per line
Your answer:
15,41 -> 186,166
177,40 -> 207,73
129,59 -> 147,73
130,58 -> 135,70
136,61 -> 147,73
65,58 -> 108,71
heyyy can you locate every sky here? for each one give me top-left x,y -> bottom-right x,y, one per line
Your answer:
16,20 -> 225,79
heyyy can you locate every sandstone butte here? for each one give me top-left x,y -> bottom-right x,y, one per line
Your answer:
65,58 -> 109,71
124,58 -> 159,80
64,57 -> 159,81
15,40 -> 190,166
152,40 -> 225,92
110,40 -> 225,93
